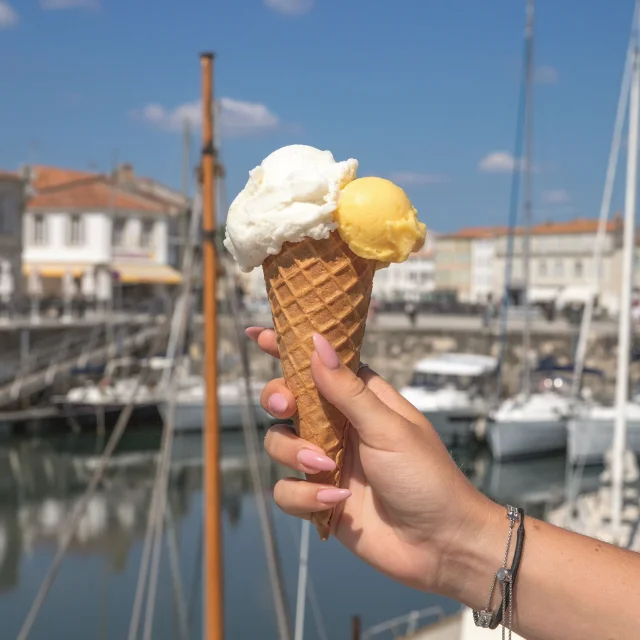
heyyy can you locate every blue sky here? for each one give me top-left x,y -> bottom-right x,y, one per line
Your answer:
0,0 -> 636,232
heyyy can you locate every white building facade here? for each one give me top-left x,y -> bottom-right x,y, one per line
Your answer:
22,166 -> 181,299
470,236 -> 497,304
372,234 -> 437,302
492,218 -> 626,314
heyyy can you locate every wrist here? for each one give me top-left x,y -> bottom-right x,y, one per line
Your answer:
435,495 -> 509,609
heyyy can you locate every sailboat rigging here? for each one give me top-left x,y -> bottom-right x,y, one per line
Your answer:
612,41 -> 640,538
487,0 -> 570,463
521,0 -> 535,399
557,1 -> 640,548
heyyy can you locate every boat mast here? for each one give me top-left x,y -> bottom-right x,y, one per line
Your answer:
521,0 -> 535,398
493,0 -> 529,406
612,41 -> 640,538
201,52 -> 224,640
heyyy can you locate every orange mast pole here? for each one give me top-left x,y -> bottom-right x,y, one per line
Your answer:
200,51 -> 224,640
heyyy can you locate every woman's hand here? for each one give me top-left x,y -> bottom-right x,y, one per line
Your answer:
247,327 -> 499,601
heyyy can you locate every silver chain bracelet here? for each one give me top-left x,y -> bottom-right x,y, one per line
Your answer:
472,505 -> 520,639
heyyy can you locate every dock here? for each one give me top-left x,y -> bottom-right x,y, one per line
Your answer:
0,314 -> 169,418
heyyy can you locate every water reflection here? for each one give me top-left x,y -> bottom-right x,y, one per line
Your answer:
0,431 -> 603,639
0,431 -> 281,590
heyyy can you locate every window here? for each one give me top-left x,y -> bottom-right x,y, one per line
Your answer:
554,259 -> 563,277
113,218 -> 126,246
574,260 -> 583,278
141,220 -> 154,248
69,214 -> 84,246
538,260 -> 547,277
33,214 -> 47,245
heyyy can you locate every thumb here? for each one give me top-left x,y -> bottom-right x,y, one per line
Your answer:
310,333 -> 412,451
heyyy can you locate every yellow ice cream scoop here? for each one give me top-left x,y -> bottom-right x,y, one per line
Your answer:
334,177 -> 426,263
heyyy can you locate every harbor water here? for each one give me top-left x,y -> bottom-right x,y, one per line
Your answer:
0,427 -> 603,639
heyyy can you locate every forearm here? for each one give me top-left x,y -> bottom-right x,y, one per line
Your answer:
442,497 -> 640,640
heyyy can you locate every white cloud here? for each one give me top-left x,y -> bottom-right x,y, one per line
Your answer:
542,188 -> 570,204
478,150 -> 540,173
220,97 -> 280,137
389,172 -> 449,186
40,0 -> 100,8
478,151 -> 518,174
535,65 -> 559,85
265,0 -> 314,15
135,97 -> 281,138
0,1 -> 19,28
478,151 -> 537,174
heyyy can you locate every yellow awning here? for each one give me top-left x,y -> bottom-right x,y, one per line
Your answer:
113,264 -> 182,285
23,264 -> 88,278
23,263 -> 182,285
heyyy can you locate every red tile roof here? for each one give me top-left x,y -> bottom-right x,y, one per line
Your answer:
30,165 -> 96,190
27,166 -> 167,213
442,217 -> 623,240
527,218 -> 620,235
440,226 -> 510,240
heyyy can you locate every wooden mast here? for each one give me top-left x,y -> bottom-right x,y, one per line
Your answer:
200,51 -> 224,640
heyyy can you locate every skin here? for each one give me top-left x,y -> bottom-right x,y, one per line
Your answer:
248,327 -> 640,640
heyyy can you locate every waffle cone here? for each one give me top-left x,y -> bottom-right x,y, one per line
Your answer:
263,232 -> 375,539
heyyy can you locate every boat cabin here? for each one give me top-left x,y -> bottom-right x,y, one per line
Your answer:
408,353 -> 498,392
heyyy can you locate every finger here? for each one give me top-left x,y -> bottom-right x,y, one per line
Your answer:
273,477 -> 351,516
264,424 -> 336,475
260,378 -> 297,419
310,334 -> 414,451
245,326 -> 265,341
245,327 -> 280,359
359,366 -> 432,430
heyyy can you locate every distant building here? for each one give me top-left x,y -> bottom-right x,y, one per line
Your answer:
114,163 -> 189,267
0,171 -> 25,301
232,233 -> 437,308
372,233 -> 437,302
21,165 -> 183,301
492,217 -> 625,314
435,227 -> 506,303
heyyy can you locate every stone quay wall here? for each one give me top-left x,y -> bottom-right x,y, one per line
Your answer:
215,315 -> 638,401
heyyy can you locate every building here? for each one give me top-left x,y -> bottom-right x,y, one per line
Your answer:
435,227 -> 506,303
22,165 -> 182,301
233,232 -> 437,307
372,233 -> 437,302
114,163 -> 189,267
0,171 -> 25,301
492,218 -> 625,314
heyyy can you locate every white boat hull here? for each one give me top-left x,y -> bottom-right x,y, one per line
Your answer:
422,410 -> 477,448
568,417 -> 640,465
487,418 -> 567,461
159,400 -> 271,432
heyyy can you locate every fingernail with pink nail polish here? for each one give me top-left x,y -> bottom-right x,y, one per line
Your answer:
245,327 -> 264,340
268,393 -> 288,414
316,488 -> 351,504
312,334 -> 340,370
297,449 -> 336,472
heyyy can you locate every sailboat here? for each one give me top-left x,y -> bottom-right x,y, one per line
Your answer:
553,29 -> 640,544
485,0 -> 574,461
567,27 -> 640,466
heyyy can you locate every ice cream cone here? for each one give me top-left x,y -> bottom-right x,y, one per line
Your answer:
263,231 -> 375,539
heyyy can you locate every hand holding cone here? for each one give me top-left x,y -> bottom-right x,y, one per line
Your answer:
263,233 -> 375,538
